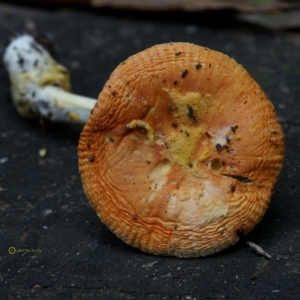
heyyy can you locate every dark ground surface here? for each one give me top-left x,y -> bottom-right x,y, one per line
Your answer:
0,3 -> 300,300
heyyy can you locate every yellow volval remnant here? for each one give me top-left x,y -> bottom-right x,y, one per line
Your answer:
164,89 -> 212,125
126,119 -> 155,145
198,147 -> 210,162
166,125 -> 206,166
170,189 -> 191,201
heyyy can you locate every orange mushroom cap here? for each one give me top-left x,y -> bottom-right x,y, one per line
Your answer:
78,42 -> 284,258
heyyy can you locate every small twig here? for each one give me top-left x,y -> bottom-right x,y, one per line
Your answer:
247,241 -> 272,259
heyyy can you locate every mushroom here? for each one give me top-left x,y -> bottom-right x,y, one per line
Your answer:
3,34 -> 96,123
4,36 -> 284,257
78,42 -> 284,257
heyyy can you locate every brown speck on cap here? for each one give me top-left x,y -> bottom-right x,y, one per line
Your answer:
181,70 -> 188,78
167,105 -> 173,111
216,144 -> 223,152
187,105 -> 197,122
231,185 -> 236,193
231,125 -> 238,133
196,63 -> 202,70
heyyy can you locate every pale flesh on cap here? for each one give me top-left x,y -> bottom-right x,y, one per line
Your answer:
78,42 -> 284,258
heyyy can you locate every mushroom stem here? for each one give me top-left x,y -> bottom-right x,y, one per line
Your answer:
38,85 -> 96,123
3,34 -> 97,124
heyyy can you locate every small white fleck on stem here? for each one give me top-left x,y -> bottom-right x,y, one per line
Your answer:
3,34 -> 97,124
247,241 -> 272,259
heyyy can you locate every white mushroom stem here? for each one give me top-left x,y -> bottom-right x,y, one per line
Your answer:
3,34 -> 96,123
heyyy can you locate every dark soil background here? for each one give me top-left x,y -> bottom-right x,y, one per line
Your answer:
0,3 -> 299,299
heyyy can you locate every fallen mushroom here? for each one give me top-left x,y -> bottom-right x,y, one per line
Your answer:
78,43 -> 285,257
3,34 -> 96,123
4,36 -> 285,257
